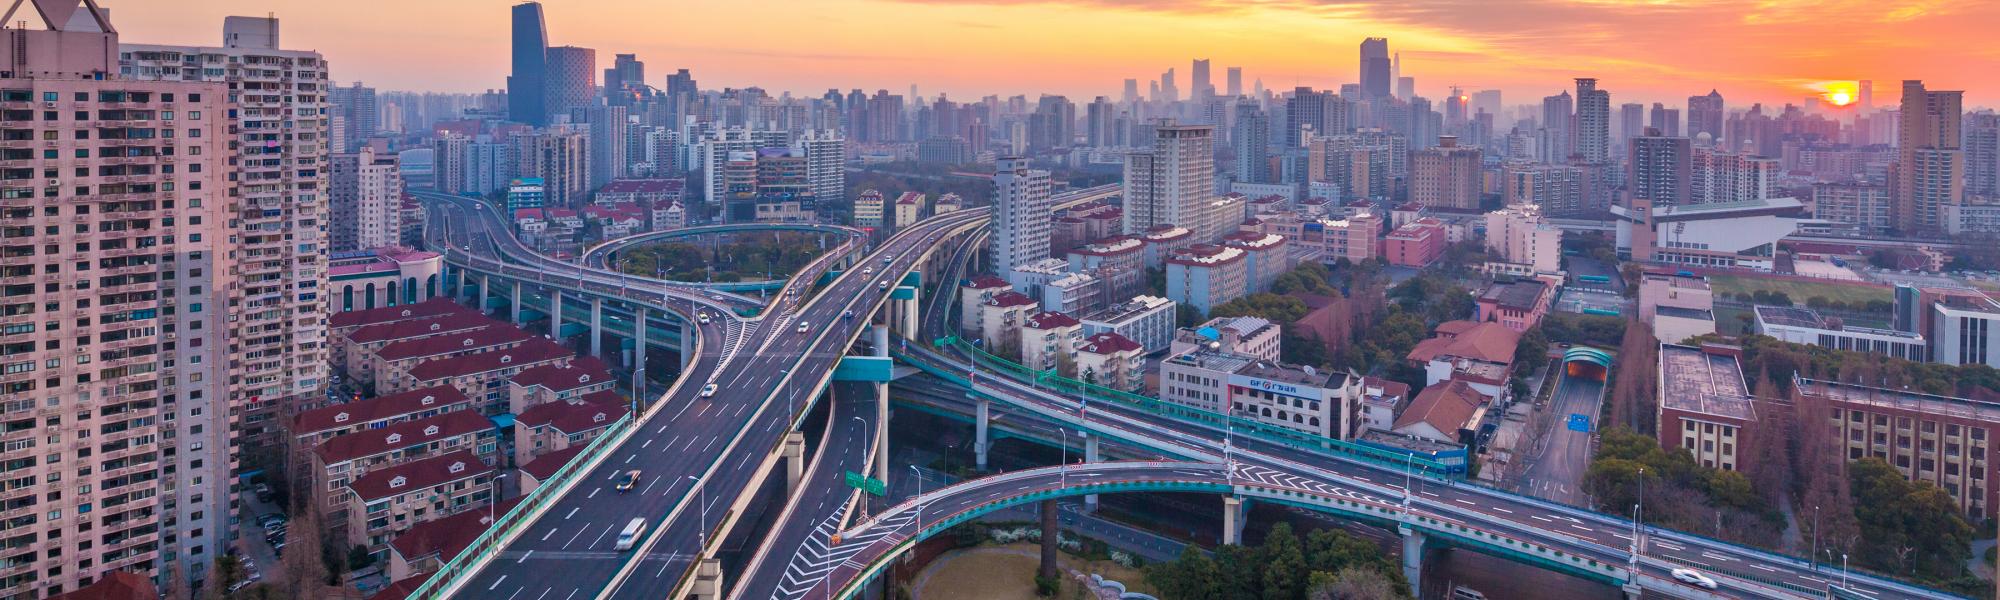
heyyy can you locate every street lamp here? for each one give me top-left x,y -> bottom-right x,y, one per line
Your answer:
488,473 -> 511,525
686,475 -> 709,551
1811,504 -> 1821,571
1057,427 -> 1069,490
909,465 -> 925,537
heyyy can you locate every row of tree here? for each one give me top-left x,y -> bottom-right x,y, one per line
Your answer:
1145,523 -> 1410,600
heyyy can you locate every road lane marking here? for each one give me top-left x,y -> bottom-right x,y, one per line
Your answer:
589,488 -> 600,499
642,439 -> 652,449
703,437 -> 718,453
517,550 -> 534,564
1531,515 -> 1552,522
682,436 -> 699,451
1454,498 -> 1475,505
506,588 -> 523,600
1491,507 -> 1512,514
642,476 -> 662,495
1748,564 -> 1778,572
489,576 -> 508,590
542,528 -> 557,541
565,507 -> 579,519
590,523 -> 616,548
535,589 -> 552,600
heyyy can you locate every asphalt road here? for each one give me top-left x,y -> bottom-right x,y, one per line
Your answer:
1518,374 -> 1607,506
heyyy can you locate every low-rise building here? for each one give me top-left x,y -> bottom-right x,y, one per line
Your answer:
311,410 -> 499,526
1483,204 -> 1562,275
1799,378 -> 2000,519
893,191 -> 926,228
385,497 -> 523,581
1021,312 -> 1084,376
980,291 -> 1041,358
1166,244 -> 1249,316
398,338 -> 577,412
1407,320 -> 1520,398
330,249 -> 448,313
959,275 -> 1016,335
513,391 -> 629,467
1475,278 -> 1556,332
1160,350 -> 1367,439
1656,343 -> 1756,471
1066,235 -> 1146,301
293,386 -> 476,450
1755,305 -> 1927,361
367,326 -> 537,394
854,189 -> 886,230
1358,377 -> 1412,432
1931,291 -> 2000,369
1614,196 -> 1808,271
1393,379 -> 1491,448
337,311 -> 497,390
1638,271 -> 1716,344
1080,295 -> 1177,354
1076,332 -> 1147,393
1139,225 -> 1197,269
506,357 -> 618,415
346,451 -> 498,558
1383,217 -> 1446,268
1222,231 -> 1292,293
1172,316 -> 1283,361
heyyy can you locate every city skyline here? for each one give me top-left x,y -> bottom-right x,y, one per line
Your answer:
113,0 -> 2000,107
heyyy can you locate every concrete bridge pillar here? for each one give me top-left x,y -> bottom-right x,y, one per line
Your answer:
974,396 -> 991,471
547,288 -> 564,339
1399,525 -> 1425,598
1222,496 -> 1245,545
589,298 -> 603,357
1621,582 -> 1642,600
783,431 -> 806,491
691,558 -> 723,600
873,324 -> 891,488
1083,433 -> 1101,511
475,274 -> 488,312
633,307 -> 647,371
680,317 -> 695,372
509,282 -> 522,325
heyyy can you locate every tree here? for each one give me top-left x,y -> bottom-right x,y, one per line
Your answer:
283,491 -> 333,592
1849,458 -> 1974,579
1259,522 -> 1307,600
1147,546 -> 1223,600
1307,566 -> 1405,600
1214,544 -> 1262,600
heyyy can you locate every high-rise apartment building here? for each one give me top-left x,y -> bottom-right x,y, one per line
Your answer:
1410,136 -> 1482,210
122,13 -> 335,529
1226,67 -> 1243,98
509,2 -> 549,125
433,132 -> 471,195
1649,103 -> 1681,138
1893,80 -> 1964,234
1124,125 -> 1217,240
1191,59 -> 1212,100
792,130 -> 847,205
1969,115 -> 2000,200
1085,96 -> 1117,147
332,147 -> 405,252
1539,91 -> 1573,163
992,158 -> 1054,283
1687,90 -> 1725,140
330,81 -> 378,152
1285,87 -> 1328,147
1502,161 -> 1608,217
514,130 -> 591,208
585,103 -> 628,188
1359,38 -> 1391,99
1233,101 -> 1272,184
1690,147 -> 1777,206
1572,78 -> 1611,163
1628,129 -> 1693,208
1618,103 -> 1644,153
18,7 -> 251,593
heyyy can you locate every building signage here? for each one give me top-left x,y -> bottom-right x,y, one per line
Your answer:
1229,374 -> 1314,400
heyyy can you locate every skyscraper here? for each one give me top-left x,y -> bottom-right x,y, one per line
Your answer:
606,52 -> 645,90
1226,67 -> 1243,98
1618,103 -> 1644,151
1686,89 -> 1725,140
1540,90 -> 1574,162
332,146 -> 405,251
1234,101 -> 1272,184
1894,80 -> 1964,234
1629,128 -> 1693,207
1191,58 -> 1213,100
1649,103 -> 1681,137
1572,78 -> 1611,163
586,102 -> 630,188
1125,125 -> 1217,238
992,157 -> 1054,283
1411,136 -> 1483,210
509,1 -> 549,125
1160,68 -> 1179,103
1359,37 -> 1391,99
1285,87 -> 1327,147
1123,78 -> 1141,104
1968,115 -> 2000,199
1858,80 -> 1874,111
331,81 -> 379,151
543,45 -> 597,121
1086,96 -> 1118,147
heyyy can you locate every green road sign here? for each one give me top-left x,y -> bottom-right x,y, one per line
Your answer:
844,471 -> 886,496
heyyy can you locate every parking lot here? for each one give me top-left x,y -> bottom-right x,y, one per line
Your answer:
233,488 -> 288,590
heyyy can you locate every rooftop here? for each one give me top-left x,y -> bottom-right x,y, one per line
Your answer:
1083,295 -> 1174,324
1406,320 -> 1520,365
1797,378 -> 2000,423
986,291 -> 1039,308
1656,305 -> 1715,321
293,385 -> 471,437
408,337 -> 572,381
517,391 -> 629,433
390,496 -> 525,564
1659,344 -> 1755,421
1077,331 -> 1143,355
347,450 -> 493,502
509,356 -> 615,393
1478,279 -> 1550,312
1394,379 -> 1489,433
1025,311 -> 1081,329
375,326 -> 533,362
344,311 -> 496,345
48,571 -> 155,600
1237,361 -> 1347,390
313,410 -> 492,464
519,445 -> 590,481
1165,350 -> 1257,374
1222,231 -> 1286,249
1166,244 -> 1245,267
1070,235 -> 1144,256
331,298 -> 467,329
962,275 -> 1012,290
597,178 -> 686,195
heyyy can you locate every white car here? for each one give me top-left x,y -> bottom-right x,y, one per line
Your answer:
697,313 -> 711,324
1670,568 -> 1718,590
700,383 -> 718,398
862,267 -> 873,275
797,322 -> 810,334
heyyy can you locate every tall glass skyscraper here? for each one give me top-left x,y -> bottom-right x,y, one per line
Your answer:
509,2 -> 548,125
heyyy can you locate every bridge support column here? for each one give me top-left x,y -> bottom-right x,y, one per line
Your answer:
1083,433 -> 1101,511
783,431 -> 806,491
691,557 -> 723,600
1620,582 -> 1642,600
1222,496 -> 1244,545
509,282 -> 522,325
1399,525 -> 1424,599
547,288 -> 564,339
974,397 -> 991,471
873,324 -> 891,488
632,308 -> 647,371
589,298 -> 603,357
475,274 -> 488,311
680,318 -> 695,371
1039,499 -> 1060,581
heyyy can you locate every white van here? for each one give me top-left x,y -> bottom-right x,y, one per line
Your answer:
614,518 -> 648,551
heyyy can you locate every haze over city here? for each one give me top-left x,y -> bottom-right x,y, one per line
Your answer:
113,0 -> 2000,106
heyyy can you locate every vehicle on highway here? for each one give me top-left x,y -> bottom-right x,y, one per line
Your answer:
842,310 -> 853,320
797,322 -> 811,334
1449,586 -> 1486,600
615,470 -> 641,492
701,383 -> 718,398
614,518 -> 648,551
697,313 -> 710,325
862,267 -> 873,275
877,280 -> 888,290
1670,568 -> 1718,589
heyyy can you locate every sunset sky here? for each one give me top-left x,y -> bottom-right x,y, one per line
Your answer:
110,0 -> 1999,109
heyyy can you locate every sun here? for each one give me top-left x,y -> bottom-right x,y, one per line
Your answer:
1829,91 -> 1853,106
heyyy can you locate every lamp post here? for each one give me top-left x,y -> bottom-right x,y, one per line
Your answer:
686,475 -> 709,551
1841,553 -> 1849,589
1057,427 -> 1069,490
910,465 -> 925,537
1811,504 -> 1821,571
489,473 -> 510,524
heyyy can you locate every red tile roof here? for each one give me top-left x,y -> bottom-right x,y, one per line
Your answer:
518,393 -> 629,434
293,385 -> 472,437
1077,332 -> 1142,354
963,275 -> 1011,290
1393,379 -> 1489,433
345,311 -> 497,345
597,178 -> 686,195
519,444 -> 590,481
1024,311 -> 1080,329
313,410 -> 492,464
408,337 -> 572,382
331,298 -> 467,329
510,356 -> 615,393
367,578 -> 424,600
389,496 -> 524,564
347,450 -> 493,502
375,325 -> 534,362
986,291 -> 1038,308
1406,320 -> 1519,365
49,571 -> 155,600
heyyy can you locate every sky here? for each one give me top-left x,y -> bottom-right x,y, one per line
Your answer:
108,0 -> 2000,110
